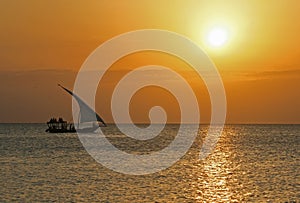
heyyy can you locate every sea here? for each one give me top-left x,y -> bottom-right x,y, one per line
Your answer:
0,124 -> 299,202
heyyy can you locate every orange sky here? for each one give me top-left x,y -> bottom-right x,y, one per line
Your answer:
0,0 -> 299,123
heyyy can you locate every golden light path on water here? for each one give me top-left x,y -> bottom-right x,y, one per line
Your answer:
189,127 -> 238,201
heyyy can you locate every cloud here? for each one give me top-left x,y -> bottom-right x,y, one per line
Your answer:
222,68 -> 300,81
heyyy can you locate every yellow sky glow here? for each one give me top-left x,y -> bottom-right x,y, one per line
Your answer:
0,0 -> 299,123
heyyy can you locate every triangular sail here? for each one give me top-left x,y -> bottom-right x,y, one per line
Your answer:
58,84 -> 106,127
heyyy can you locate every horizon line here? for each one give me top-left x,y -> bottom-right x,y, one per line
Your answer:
0,122 -> 299,125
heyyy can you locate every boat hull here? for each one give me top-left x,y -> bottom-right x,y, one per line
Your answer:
45,128 -> 76,133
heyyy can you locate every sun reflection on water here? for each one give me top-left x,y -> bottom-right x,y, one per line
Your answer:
188,126 -> 244,202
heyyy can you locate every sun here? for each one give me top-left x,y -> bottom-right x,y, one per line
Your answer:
207,27 -> 228,47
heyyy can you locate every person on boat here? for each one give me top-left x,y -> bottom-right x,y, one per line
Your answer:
69,123 -> 75,131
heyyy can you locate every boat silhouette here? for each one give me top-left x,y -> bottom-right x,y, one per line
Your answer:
46,84 -> 106,133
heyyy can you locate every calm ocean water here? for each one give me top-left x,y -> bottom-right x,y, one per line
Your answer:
0,124 -> 299,202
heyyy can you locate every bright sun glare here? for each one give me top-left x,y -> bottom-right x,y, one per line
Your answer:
207,27 -> 228,47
